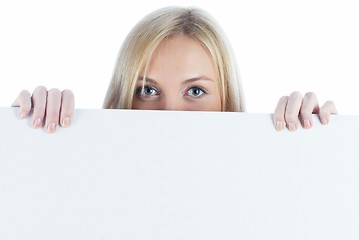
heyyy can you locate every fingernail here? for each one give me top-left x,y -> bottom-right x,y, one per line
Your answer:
276,121 -> 284,131
20,112 -> 27,119
33,118 -> 42,128
321,118 -> 328,125
62,117 -> 71,127
288,123 -> 297,131
303,119 -> 311,128
47,123 -> 56,133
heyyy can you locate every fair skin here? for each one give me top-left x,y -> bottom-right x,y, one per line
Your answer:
12,35 -> 337,133
133,35 -> 221,111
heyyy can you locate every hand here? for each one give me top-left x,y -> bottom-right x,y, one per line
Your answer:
273,92 -> 337,131
12,86 -> 75,133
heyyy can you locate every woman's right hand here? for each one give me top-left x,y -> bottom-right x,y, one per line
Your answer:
12,86 -> 75,133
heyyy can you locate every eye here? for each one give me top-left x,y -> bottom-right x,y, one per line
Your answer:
136,85 -> 160,97
186,86 -> 207,97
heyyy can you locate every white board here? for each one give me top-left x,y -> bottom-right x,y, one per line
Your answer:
0,107 -> 358,239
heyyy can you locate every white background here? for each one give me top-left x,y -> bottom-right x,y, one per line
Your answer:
0,0 -> 358,114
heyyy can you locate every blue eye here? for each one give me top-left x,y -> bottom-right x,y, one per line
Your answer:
136,86 -> 159,97
187,86 -> 206,97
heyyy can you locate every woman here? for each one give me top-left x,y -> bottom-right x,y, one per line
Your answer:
12,6 -> 337,133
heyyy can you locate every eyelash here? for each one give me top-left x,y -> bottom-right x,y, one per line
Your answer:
135,85 -> 208,98
136,85 -> 160,97
185,86 -> 207,98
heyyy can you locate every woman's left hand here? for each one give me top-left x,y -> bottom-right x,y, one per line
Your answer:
274,92 -> 337,131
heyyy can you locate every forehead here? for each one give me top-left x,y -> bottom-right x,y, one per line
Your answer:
143,35 -> 218,81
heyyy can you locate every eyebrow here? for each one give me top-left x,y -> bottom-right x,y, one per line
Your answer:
137,75 -> 214,84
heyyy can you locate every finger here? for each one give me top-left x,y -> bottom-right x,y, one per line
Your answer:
31,86 -> 48,128
273,96 -> 288,131
299,92 -> 319,129
60,89 -> 75,128
45,88 -> 62,133
319,100 -> 337,125
285,91 -> 303,131
12,90 -> 32,119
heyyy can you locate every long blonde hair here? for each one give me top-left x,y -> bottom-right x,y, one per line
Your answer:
103,6 -> 245,112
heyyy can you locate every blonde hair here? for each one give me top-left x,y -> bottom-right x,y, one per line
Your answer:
103,6 -> 245,112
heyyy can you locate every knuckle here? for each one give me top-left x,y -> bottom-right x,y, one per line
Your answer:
62,89 -> 75,101
32,111 -> 45,120
319,108 -> 332,119
61,112 -> 71,118
32,87 -> 48,102
31,95 -> 47,108
291,91 -> 302,96
299,110 -> 312,119
320,108 -> 330,115
21,107 -> 32,115
20,90 -> 31,97
304,92 -> 317,100
46,119 -> 59,125
325,100 -> 335,106
48,88 -> 61,94
290,91 -> 303,100
16,90 -> 31,106
60,106 -> 73,116
300,107 -> 312,114
46,113 -> 60,123
21,102 -> 32,111
284,114 -> 297,123
34,86 -> 47,92
279,96 -> 289,102
33,102 -> 46,111
62,89 -> 74,95
273,112 -> 283,121
47,88 -> 62,99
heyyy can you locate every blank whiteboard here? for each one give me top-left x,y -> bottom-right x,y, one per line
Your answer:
0,107 -> 358,240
